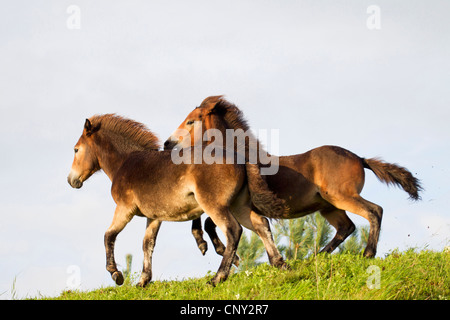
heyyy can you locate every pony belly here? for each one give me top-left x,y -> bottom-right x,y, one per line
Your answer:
145,207 -> 203,222
136,194 -> 204,222
172,208 -> 204,222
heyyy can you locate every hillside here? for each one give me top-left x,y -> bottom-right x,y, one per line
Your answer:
44,249 -> 448,300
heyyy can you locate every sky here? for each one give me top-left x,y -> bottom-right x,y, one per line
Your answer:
0,0 -> 449,299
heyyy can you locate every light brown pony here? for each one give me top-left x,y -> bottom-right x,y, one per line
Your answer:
67,114 -> 287,287
164,96 -> 423,258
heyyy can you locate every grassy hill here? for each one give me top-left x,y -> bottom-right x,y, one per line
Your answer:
44,249 -> 448,300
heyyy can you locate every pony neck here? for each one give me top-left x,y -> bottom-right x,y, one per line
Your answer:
92,133 -> 136,182
210,114 -> 271,162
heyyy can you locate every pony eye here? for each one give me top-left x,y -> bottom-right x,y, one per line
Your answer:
186,120 -> 194,125
74,148 -> 79,153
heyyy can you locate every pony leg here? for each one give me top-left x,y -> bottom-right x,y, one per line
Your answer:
250,210 -> 287,269
137,218 -> 162,287
104,205 -> 134,285
205,217 -> 239,267
322,193 -> 383,258
205,210 -> 286,269
191,218 -> 208,255
205,207 -> 242,286
205,217 -> 225,255
354,197 -> 383,258
319,208 -> 355,253
236,208 -> 287,269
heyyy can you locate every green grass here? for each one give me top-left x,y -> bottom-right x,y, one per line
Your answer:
42,249 -> 448,300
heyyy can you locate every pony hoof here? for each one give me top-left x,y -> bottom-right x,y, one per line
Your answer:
232,255 -> 240,267
136,281 -> 148,288
112,271 -> 124,285
207,275 -> 221,287
272,258 -> 289,270
137,274 -> 151,288
363,248 -> 376,258
276,259 -> 290,270
199,242 -> 208,255
280,262 -> 291,270
209,273 -> 226,287
207,279 -> 216,287
208,278 -> 221,287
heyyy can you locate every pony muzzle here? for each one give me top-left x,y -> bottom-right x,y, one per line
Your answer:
163,138 -> 178,151
164,128 -> 192,150
164,136 -> 184,151
67,171 -> 83,189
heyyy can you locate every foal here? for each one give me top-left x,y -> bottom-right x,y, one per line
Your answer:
165,96 -> 423,258
67,114 -> 286,287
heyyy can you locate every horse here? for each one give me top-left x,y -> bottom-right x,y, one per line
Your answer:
67,114 -> 288,287
164,96 -> 423,258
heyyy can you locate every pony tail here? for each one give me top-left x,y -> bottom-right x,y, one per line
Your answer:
245,163 -> 288,218
363,158 -> 423,201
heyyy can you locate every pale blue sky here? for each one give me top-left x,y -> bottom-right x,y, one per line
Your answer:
0,1 -> 449,299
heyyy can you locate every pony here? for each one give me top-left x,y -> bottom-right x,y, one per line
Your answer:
67,114 -> 288,287
164,96 -> 423,258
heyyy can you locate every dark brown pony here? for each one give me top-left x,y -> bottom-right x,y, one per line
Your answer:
164,96 -> 423,258
67,114 -> 287,287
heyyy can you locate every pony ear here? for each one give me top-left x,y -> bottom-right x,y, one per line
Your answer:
84,118 -> 100,137
201,95 -> 225,114
84,118 -> 99,136
84,119 -> 92,132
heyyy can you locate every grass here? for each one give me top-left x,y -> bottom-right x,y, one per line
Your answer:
41,249 -> 448,300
